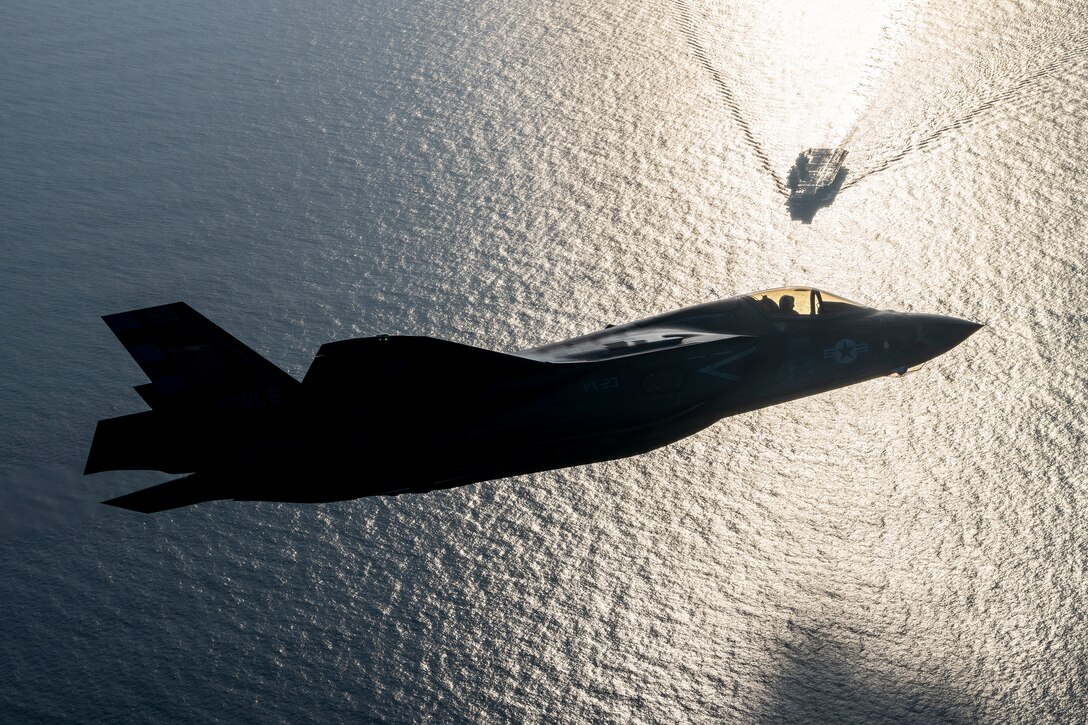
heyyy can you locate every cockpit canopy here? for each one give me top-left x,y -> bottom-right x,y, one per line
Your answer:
748,287 -> 869,317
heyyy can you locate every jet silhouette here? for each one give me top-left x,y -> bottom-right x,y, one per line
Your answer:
86,288 -> 980,512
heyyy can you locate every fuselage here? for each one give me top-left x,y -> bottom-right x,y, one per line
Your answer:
242,288 -> 978,500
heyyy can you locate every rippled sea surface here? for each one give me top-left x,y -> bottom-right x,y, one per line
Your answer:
2,0 -> 1086,721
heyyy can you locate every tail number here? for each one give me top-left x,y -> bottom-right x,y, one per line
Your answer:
582,376 -> 619,393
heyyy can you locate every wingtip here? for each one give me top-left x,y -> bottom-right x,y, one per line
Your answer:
101,495 -> 155,514
98,474 -> 221,514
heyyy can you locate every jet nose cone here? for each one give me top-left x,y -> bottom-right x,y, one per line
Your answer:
919,314 -> 983,356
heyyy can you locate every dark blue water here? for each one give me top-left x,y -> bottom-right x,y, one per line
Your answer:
3,0 -> 1086,721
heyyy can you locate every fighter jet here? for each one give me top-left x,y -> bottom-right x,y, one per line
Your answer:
86,288 -> 980,513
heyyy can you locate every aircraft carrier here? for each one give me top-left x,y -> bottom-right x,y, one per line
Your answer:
787,148 -> 848,222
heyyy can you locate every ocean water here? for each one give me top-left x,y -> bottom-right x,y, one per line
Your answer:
1,0 -> 1086,721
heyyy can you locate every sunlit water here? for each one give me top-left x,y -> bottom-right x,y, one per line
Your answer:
1,0 -> 1086,721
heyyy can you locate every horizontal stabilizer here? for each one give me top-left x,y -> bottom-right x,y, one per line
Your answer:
85,411 -> 197,474
102,473 -> 221,514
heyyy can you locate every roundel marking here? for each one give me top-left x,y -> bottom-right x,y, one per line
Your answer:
823,338 -> 869,364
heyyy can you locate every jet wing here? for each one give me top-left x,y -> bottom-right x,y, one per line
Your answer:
101,472 -> 221,513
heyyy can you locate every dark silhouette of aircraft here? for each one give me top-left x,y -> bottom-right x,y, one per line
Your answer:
86,289 -> 980,513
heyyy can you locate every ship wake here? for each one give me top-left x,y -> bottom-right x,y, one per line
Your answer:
844,35 -> 1088,189
669,0 -> 786,195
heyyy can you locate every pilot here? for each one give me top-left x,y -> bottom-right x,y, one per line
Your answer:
759,295 -> 779,312
779,295 -> 799,314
